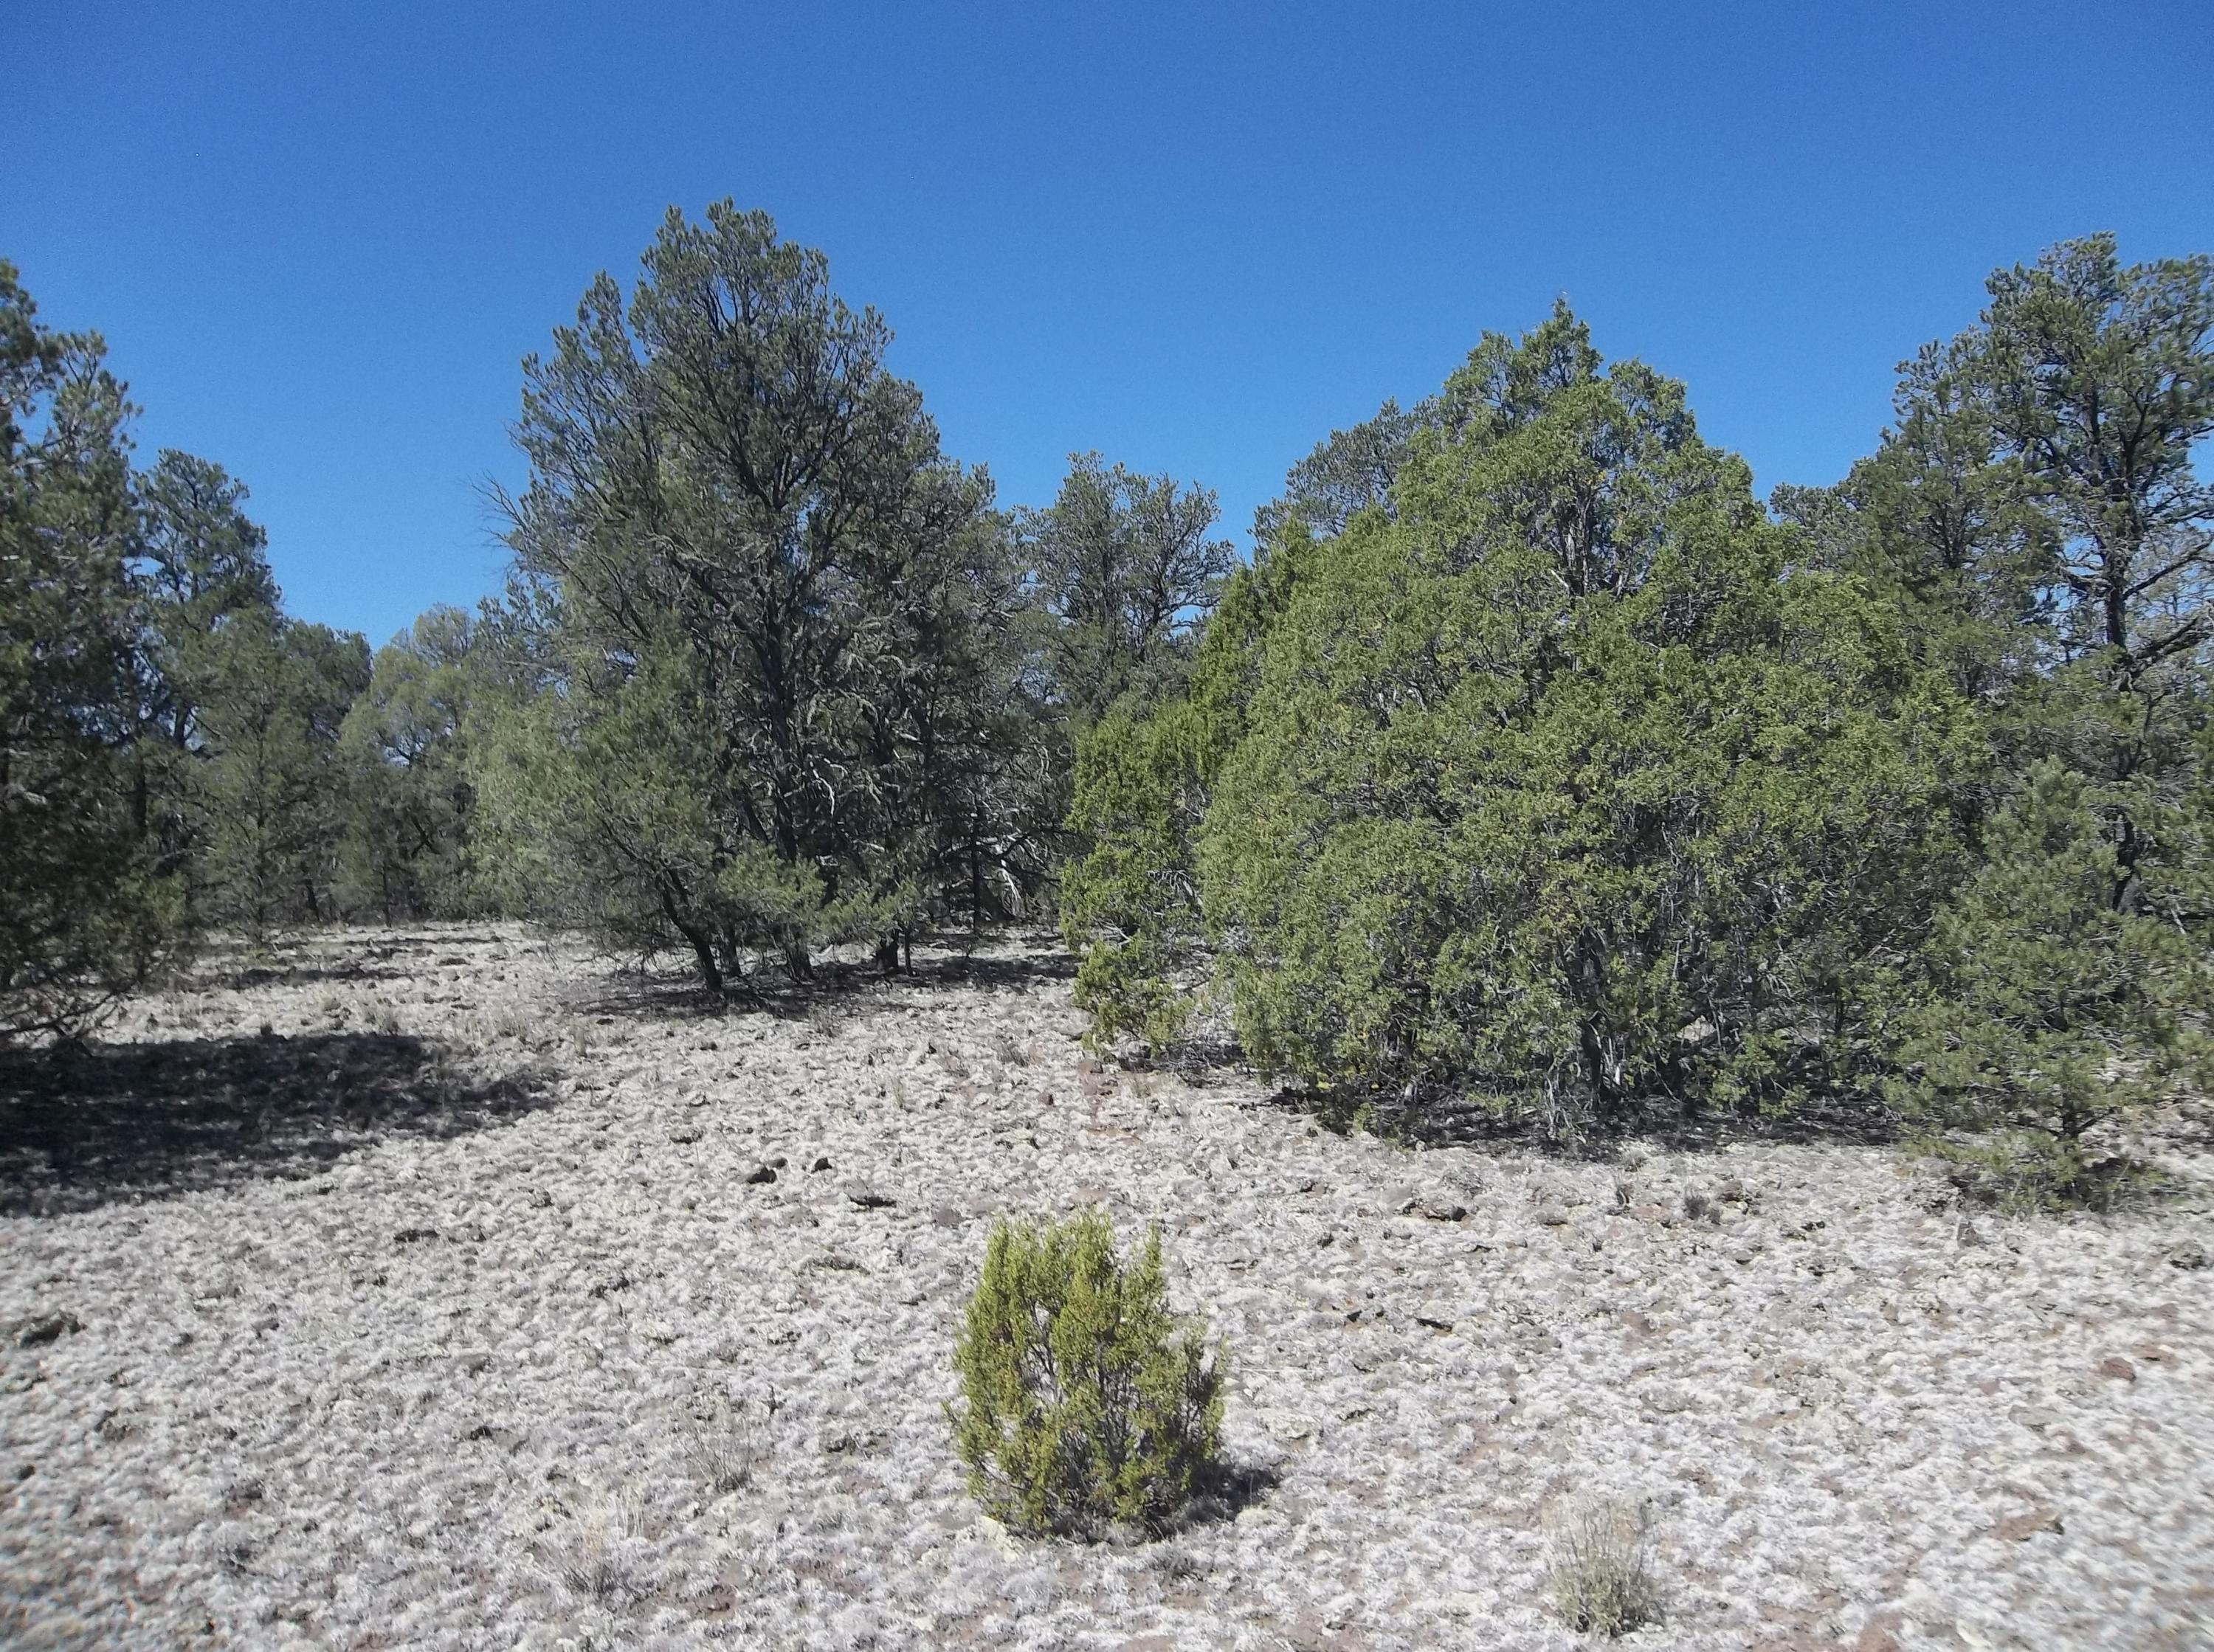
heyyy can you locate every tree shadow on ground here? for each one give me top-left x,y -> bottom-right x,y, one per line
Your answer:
565,933 -> 1078,1034
1171,1459 -> 1283,1534
1258,1071 -> 1900,1162
0,1031 -> 555,1217
195,928 -> 519,992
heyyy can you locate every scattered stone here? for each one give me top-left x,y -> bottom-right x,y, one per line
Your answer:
10,1312 -> 82,1349
846,1183 -> 895,1210
666,1124 -> 703,1144
2097,1356 -> 2138,1383
2163,1240 -> 2207,1271
744,1163 -> 778,1185
393,1227 -> 438,1245
807,1155 -> 833,1172
931,1205 -> 963,1228
1990,1504 -> 2063,1542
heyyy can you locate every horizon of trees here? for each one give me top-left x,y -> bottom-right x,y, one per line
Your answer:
5,213 -> 2210,1203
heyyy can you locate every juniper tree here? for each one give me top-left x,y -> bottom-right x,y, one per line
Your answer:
1067,305 -> 1981,1130
0,263 -> 183,1037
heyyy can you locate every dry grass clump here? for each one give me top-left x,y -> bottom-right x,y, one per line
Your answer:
1548,1498 -> 1660,1637
542,1493 -> 649,1605
683,1391 -> 780,1495
485,1001 -> 537,1044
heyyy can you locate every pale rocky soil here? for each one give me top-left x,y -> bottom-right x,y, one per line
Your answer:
2,925 -> 2211,1651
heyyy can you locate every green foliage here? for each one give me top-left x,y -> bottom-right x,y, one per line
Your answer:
1070,304 -> 1979,1131
0,261 -> 184,1040
1886,761 -> 2210,1209
489,203 -> 1055,989
1020,452 -> 1235,730
949,1210 -> 1225,1540
337,605 -> 490,920
195,611 -> 371,935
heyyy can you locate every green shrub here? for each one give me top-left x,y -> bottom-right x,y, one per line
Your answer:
1887,760 -> 2210,1210
949,1210 -> 1225,1539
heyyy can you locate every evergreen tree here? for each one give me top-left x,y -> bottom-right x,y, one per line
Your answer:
0,263 -> 182,1038
1068,305 -> 1982,1133
196,611 -> 370,935
1020,453 -> 1235,729
1855,237 -> 2214,1191
337,604 -> 488,921
131,448 -> 283,905
484,203 -> 1044,990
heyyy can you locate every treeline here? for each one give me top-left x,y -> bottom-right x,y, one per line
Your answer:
0,207 -> 1230,1029
7,213 -> 2211,1205
0,260 -> 487,1039
1066,235 -> 2214,1205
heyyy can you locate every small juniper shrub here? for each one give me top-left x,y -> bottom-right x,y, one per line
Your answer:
950,1210 -> 1226,1540
1548,1498 -> 1661,1637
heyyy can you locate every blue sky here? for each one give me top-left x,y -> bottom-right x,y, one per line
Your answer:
11,1 -> 2211,646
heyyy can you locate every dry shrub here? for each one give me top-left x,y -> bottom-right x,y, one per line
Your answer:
1549,1498 -> 1660,1637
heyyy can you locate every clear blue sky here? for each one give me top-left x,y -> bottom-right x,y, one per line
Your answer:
11,1 -> 2211,646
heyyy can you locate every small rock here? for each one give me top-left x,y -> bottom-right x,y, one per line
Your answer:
1990,1504 -> 2063,1541
11,1312 -> 82,1348
744,1164 -> 778,1185
2096,1355 -> 2137,1383
807,1155 -> 833,1173
393,1227 -> 438,1245
1391,1187 -> 1468,1222
666,1124 -> 703,1145
2163,1240 -> 2207,1271
1535,1205 -> 1571,1227
846,1184 -> 895,1210
931,1205 -> 963,1228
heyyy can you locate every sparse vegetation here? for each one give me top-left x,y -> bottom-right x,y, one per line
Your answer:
1549,1498 -> 1663,1637
950,1209 -> 1226,1539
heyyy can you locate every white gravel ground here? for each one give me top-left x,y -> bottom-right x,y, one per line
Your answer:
2,925 -> 2210,1651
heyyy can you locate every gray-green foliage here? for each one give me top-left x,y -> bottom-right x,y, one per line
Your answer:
1069,304 -> 1979,1132
0,262 -> 182,1037
484,203 -> 1054,990
1020,452 -> 1235,730
949,1210 -> 1225,1540
196,610 -> 370,935
337,604 -> 489,920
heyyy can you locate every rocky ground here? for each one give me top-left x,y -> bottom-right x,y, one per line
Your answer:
1,925 -> 2210,1651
